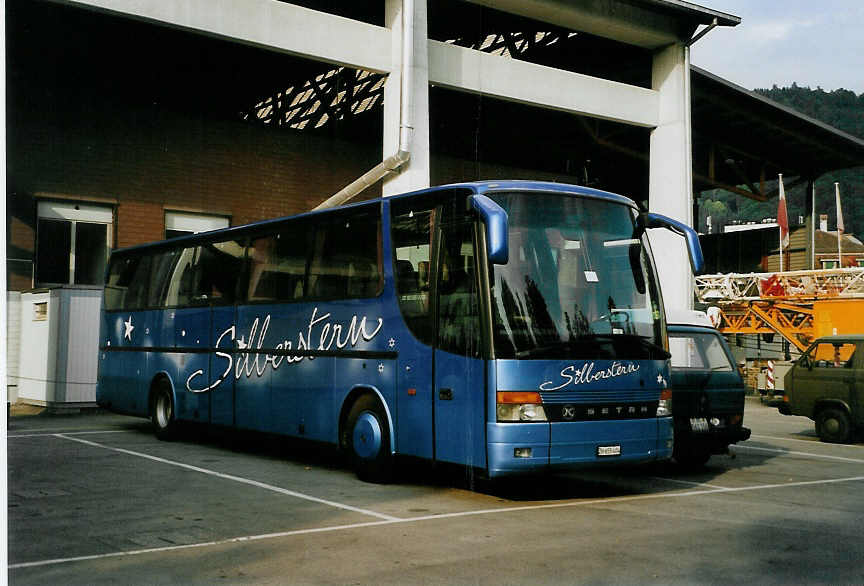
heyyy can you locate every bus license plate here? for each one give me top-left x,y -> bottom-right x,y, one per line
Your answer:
597,445 -> 621,457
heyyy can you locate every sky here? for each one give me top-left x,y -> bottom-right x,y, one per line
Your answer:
689,0 -> 864,94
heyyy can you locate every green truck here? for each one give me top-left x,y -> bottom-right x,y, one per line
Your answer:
779,335 -> 864,443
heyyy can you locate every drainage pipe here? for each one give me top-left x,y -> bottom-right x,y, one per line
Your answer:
313,0 -> 413,211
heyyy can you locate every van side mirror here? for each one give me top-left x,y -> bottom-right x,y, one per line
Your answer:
640,212 -> 705,274
471,195 -> 509,265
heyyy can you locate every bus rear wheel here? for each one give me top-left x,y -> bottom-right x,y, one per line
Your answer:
151,381 -> 179,441
345,395 -> 393,483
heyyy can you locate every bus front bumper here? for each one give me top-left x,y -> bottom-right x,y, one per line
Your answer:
486,417 -> 673,478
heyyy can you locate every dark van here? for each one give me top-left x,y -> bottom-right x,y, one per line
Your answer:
779,335 -> 864,443
667,310 -> 751,466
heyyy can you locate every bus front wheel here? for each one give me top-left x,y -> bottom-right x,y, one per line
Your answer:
151,381 -> 179,441
345,395 -> 393,483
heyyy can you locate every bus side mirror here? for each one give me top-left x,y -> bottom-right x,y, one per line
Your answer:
471,195 -> 509,265
640,212 -> 705,274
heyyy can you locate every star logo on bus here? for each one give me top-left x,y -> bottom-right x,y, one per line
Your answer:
123,316 -> 135,341
388,338 -> 396,349
656,374 -> 666,387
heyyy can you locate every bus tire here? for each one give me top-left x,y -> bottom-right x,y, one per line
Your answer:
816,407 -> 851,444
151,380 -> 179,441
345,395 -> 393,483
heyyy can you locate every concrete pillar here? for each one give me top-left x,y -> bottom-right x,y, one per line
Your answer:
648,42 -> 694,314
383,0 -> 430,196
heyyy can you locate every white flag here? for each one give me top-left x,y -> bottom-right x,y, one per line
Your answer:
836,183 -> 844,234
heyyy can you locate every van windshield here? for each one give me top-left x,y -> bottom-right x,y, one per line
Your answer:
670,332 -> 734,371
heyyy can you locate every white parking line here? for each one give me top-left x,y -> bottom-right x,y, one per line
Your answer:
9,430 -> 134,439
11,473 -> 864,570
751,434 -> 864,448
734,444 -> 864,464
56,434 -> 400,522
651,477 -> 728,489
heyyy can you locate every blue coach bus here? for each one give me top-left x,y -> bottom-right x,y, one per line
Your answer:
97,181 -> 703,482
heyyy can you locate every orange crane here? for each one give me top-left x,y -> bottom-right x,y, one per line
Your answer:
695,268 -> 864,352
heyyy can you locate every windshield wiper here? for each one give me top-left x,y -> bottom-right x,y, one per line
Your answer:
512,334 -> 668,360
514,339 -> 615,359
581,334 -> 671,360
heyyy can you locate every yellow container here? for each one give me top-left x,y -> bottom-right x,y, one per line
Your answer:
813,299 -> 864,338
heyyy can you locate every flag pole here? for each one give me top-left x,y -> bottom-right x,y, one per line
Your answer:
778,174 -> 785,272
836,182 -> 843,268
811,181 -> 816,270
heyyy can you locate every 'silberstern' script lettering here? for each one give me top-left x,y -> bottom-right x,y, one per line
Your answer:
539,361 -> 640,391
186,308 -> 383,393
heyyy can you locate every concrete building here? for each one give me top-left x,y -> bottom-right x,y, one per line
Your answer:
5,0 -> 864,407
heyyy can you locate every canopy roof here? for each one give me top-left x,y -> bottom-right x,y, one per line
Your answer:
691,66 -> 864,201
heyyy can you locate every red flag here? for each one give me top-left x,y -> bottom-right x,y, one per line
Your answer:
777,174 -> 789,249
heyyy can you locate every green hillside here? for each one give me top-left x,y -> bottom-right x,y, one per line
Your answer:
697,84 -> 864,236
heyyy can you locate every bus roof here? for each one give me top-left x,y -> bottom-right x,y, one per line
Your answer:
110,180 -> 639,256
388,180 -> 638,207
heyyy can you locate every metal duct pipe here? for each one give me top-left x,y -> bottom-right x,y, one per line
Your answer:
313,0 -> 413,211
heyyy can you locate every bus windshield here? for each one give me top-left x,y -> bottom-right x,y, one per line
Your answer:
489,191 -> 666,360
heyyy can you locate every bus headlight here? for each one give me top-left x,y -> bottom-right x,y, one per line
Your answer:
656,389 -> 672,417
496,392 -> 548,422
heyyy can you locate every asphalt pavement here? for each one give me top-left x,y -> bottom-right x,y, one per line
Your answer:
7,397 -> 864,585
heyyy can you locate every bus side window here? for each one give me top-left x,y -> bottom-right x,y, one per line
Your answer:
105,255 -> 150,311
392,206 -> 434,346
248,227 -> 310,303
147,249 -> 178,308
309,209 -> 382,300
204,239 -> 245,304
105,256 -> 141,311
164,247 -> 200,307
437,219 -> 480,357
125,255 -> 153,309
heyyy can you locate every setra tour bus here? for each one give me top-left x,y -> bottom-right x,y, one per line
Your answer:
97,181 -> 704,482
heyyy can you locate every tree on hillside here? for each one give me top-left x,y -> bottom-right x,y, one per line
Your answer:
697,85 -> 864,237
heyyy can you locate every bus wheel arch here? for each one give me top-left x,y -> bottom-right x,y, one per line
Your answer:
340,388 -> 394,483
149,375 -> 179,441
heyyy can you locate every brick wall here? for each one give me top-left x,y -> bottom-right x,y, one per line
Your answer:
9,105 -> 596,291
7,109 -> 382,289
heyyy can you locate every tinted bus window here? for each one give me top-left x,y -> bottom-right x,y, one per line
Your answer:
147,249 -> 179,308
247,228 -> 310,303
438,218 -> 480,356
392,206 -> 434,345
164,240 -> 245,307
105,254 -> 151,311
308,209 -> 382,300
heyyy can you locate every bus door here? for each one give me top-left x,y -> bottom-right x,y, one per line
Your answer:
433,215 -> 486,468
205,238 -> 245,427
209,302 -> 237,426
166,241 -> 243,423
